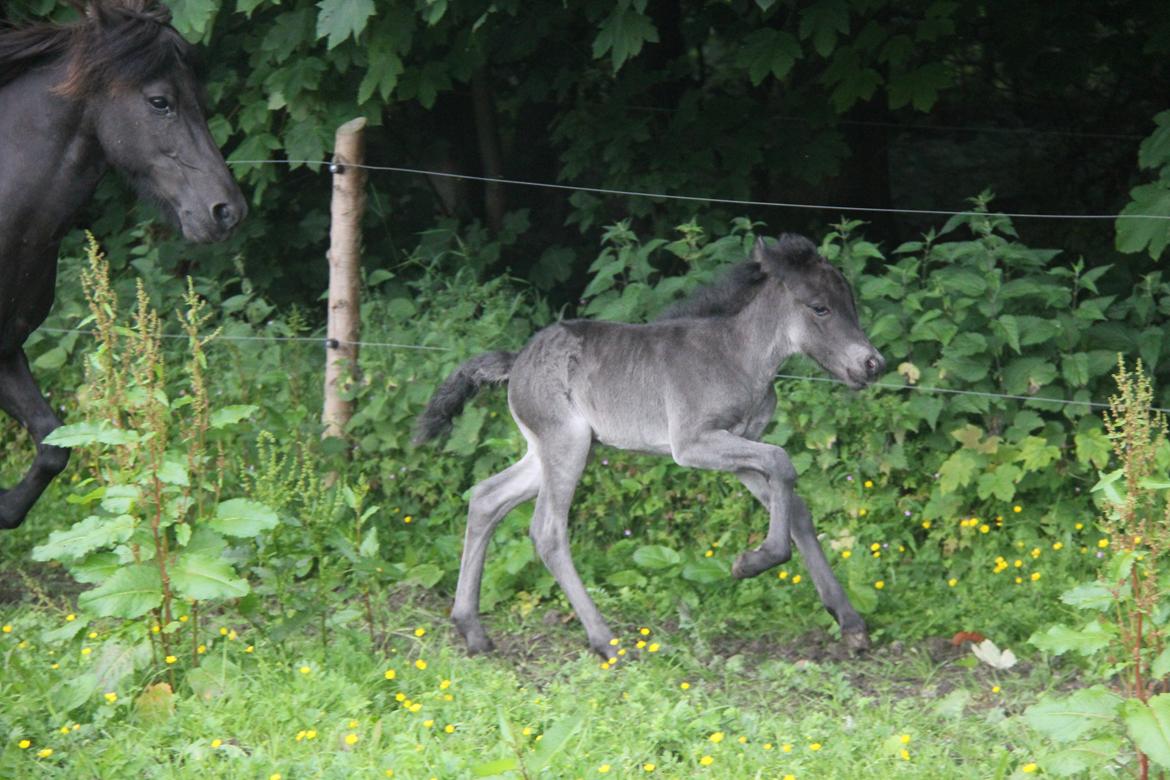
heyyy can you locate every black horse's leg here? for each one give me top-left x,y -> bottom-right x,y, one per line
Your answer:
0,350 -> 69,530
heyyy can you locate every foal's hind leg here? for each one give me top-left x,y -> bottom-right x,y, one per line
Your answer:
451,452 -> 541,654
730,470 -> 792,579
0,350 -> 69,530
528,423 -> 618,660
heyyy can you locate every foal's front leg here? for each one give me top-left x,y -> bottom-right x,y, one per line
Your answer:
0,350 -> 69,530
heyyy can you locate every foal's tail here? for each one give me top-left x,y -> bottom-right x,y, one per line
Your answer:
413,351 -> 515,445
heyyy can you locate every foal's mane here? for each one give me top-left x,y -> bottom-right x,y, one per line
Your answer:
0,1 -> 192,95
657,234 -> 820,320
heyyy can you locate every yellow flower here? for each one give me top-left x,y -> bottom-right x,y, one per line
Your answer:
179,615 -> 189,623
1031,572 -> 1041,581
440,678 -> 451,689
385,669 -> 397,680
704,549 -> 714,557
809,742 -> 822,751
599,765 -> 611,774
415,627 -> 426,637
415,659 -> 427,670
874,581 -> 885,590
636,640 -> 646,650
37,748 -> 53,758
50,663 -> 60,670
680,681 -> 690,690
763,743 -> 773,750
66,614 -> 76,622
1053,542 -> 1063,550
228,630 -> 238,641
348,719 -> 359,728
979,525 -> 990,534
648,643 -> 660,652
947,578 -> 958,587
864,479 -> 873,488
410,703 -> 422,713
395,693 -> 407,702
737,735 -> 747,744
81,647 -> 92,656
921,520 -> 932,529
778,570 -> 789,579
444,724 -> 455,734
444,694 -> 454,702
709,731 -> 725,743
783,775 -> 795,780
295,731 -> 306,742
403,515 -> 413,524
609,637 -> 620,646
305,729 -> 317,740
841,550 -> 852,559
643,763 -> 655,772
900,734 -> 910,744
1075,522 -> 1084,530
345,733 -> 359,745
197,644 -> 206,654
1022,763 -> 1038,773
1013,505 -> 1022,513
269,775 -> 282,780
699,755 -> 714,766
992,685 -> 1001,693
151,625 -> 160,634
639,627 -> 650,636
1098,538 -> 1109,549
522,727 -> 533,736
18,739 -> 30,749
245,645 -> 254,653
385,771 -> 394,778
2,624 -> 11,633
104,692 -> 117,704
781,743 -> 792,752
211,739 -> 222,749
858,508 -> 868,516
58,726 -> 69,735
900,748 -> 910,760
791,575 -> 802,585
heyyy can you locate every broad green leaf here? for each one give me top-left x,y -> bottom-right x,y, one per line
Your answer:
157,459 -> 189,487
1001,357 -> 1057,395
1122,695 -> 1170,769
1075,427 -> 1112,469
976,464 -> 1021,502
78,563 -> 163,619
933,688 -> 971,718
1024,686 -> 1122,743
33,345 -> 67,370
887,62 -> 951,112
938,449 -> 982,494
1060,582 -> 1115,612
100,485 -> 139,514
592,3 -> 660,71
44,421 -> 139,447
209,498 -> 279,538
528,712 -> 585,773
170,552 -> 250,601
799,0 -> 849,57
41,617 -> 87,644
1040,737 -> 1124,777
32,514 -> 135,562
681,557 -> 730,584
472,757 -> 519,777
1029,620 -> 1113,656
736,29 -> 801,85
92,642 -> 140,692
51,672 -> 98,712
1116,182 -> 1170,260
184,526 -> 227,558
359,526 -> 379,558
1152,646 -> 1170,680
316,0 -> 376,50
209,405 -> 258,429
633,544 -> 681,570
443,405 -> 487,457
68,551 -> 121,585
169,0 -> 218,38
606,569 -> 647,588
405,563 -> 443,588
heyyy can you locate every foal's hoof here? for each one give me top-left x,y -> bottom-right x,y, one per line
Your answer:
731,548 -> 788,579
464,633 -> 495,655
842,630 -> 870,654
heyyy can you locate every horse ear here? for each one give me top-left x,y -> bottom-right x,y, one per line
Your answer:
750,235 -> 787,278
774,233 -> 819,268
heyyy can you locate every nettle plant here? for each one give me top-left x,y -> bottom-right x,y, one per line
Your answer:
32,236 -> 276,675
1025,360 -> 1170,778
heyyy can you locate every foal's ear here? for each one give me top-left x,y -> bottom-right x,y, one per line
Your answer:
752,233 -> 819,278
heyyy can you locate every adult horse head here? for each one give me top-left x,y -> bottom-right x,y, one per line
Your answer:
0,0 -> 245,529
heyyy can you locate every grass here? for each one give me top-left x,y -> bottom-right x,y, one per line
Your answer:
1,583 -> 1064,780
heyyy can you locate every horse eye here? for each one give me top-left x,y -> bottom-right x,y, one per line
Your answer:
147,96 -> 172,113
811,305 -> 831,317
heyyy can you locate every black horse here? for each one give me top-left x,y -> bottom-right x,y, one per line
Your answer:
0,1 -> 245,528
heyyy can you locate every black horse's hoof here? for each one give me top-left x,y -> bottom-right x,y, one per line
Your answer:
464,634 -> 495,655
842,630 -> 870,654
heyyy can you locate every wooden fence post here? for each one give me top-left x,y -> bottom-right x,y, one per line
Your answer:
322,117 -> 367,440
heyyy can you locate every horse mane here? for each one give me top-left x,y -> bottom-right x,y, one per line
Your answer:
656,234 -> 820,320
0,1 -> 192,96
656,261 -> 767,320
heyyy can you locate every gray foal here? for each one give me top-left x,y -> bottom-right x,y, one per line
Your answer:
415,234 -> 885,658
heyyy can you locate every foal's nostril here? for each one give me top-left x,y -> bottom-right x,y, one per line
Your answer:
864,354 -> 884,378
211,202 -> 238,229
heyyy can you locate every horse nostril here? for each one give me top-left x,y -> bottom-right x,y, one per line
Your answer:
865,355 -> 883,377
211,202 -> 237,229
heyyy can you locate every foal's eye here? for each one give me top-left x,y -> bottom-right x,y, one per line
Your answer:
810,305 -> 831,317
147,96 -> 172,113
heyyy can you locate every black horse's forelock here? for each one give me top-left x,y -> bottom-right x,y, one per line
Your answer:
0,1 -> 194,96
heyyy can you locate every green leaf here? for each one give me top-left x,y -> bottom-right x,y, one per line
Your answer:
1024,686 -> 1122,743
633,544 -> 681,570
168,0 -> 218,38
1152,646 -> 1170,680
1123,695 -> 1170,769
976,464 -> 1021,502
1116,182 -> 1170,260
157,459 -> 189,487
1040,737 -> 1125,777
444,405 -> 487,457
528,712 -> 585,773
359,526 -> 379,558
209,498 -> 279,538
51,672 -> 98,712
209,405 -> 258,429
736,29 -> 801,85
471,757 -> 519,777
1029,620 -> 1113,656
606,568 -> 648,588
44,421 -> 140,447
316,0 -> 376,49
592,1 -> 659,71
938,449 -> 982,494
405,563 -> 444,588
1060,582 -> 1115,612
78,563 -> 163,619
887,62 -> 950,112
33,345 -> 67,370
1075,427 -> 1112,469
32,514 -> 136,562
170,552 -> 250,601
681,557 -> 730,584
799,0 -> 849,57
68,552 -> 122,585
